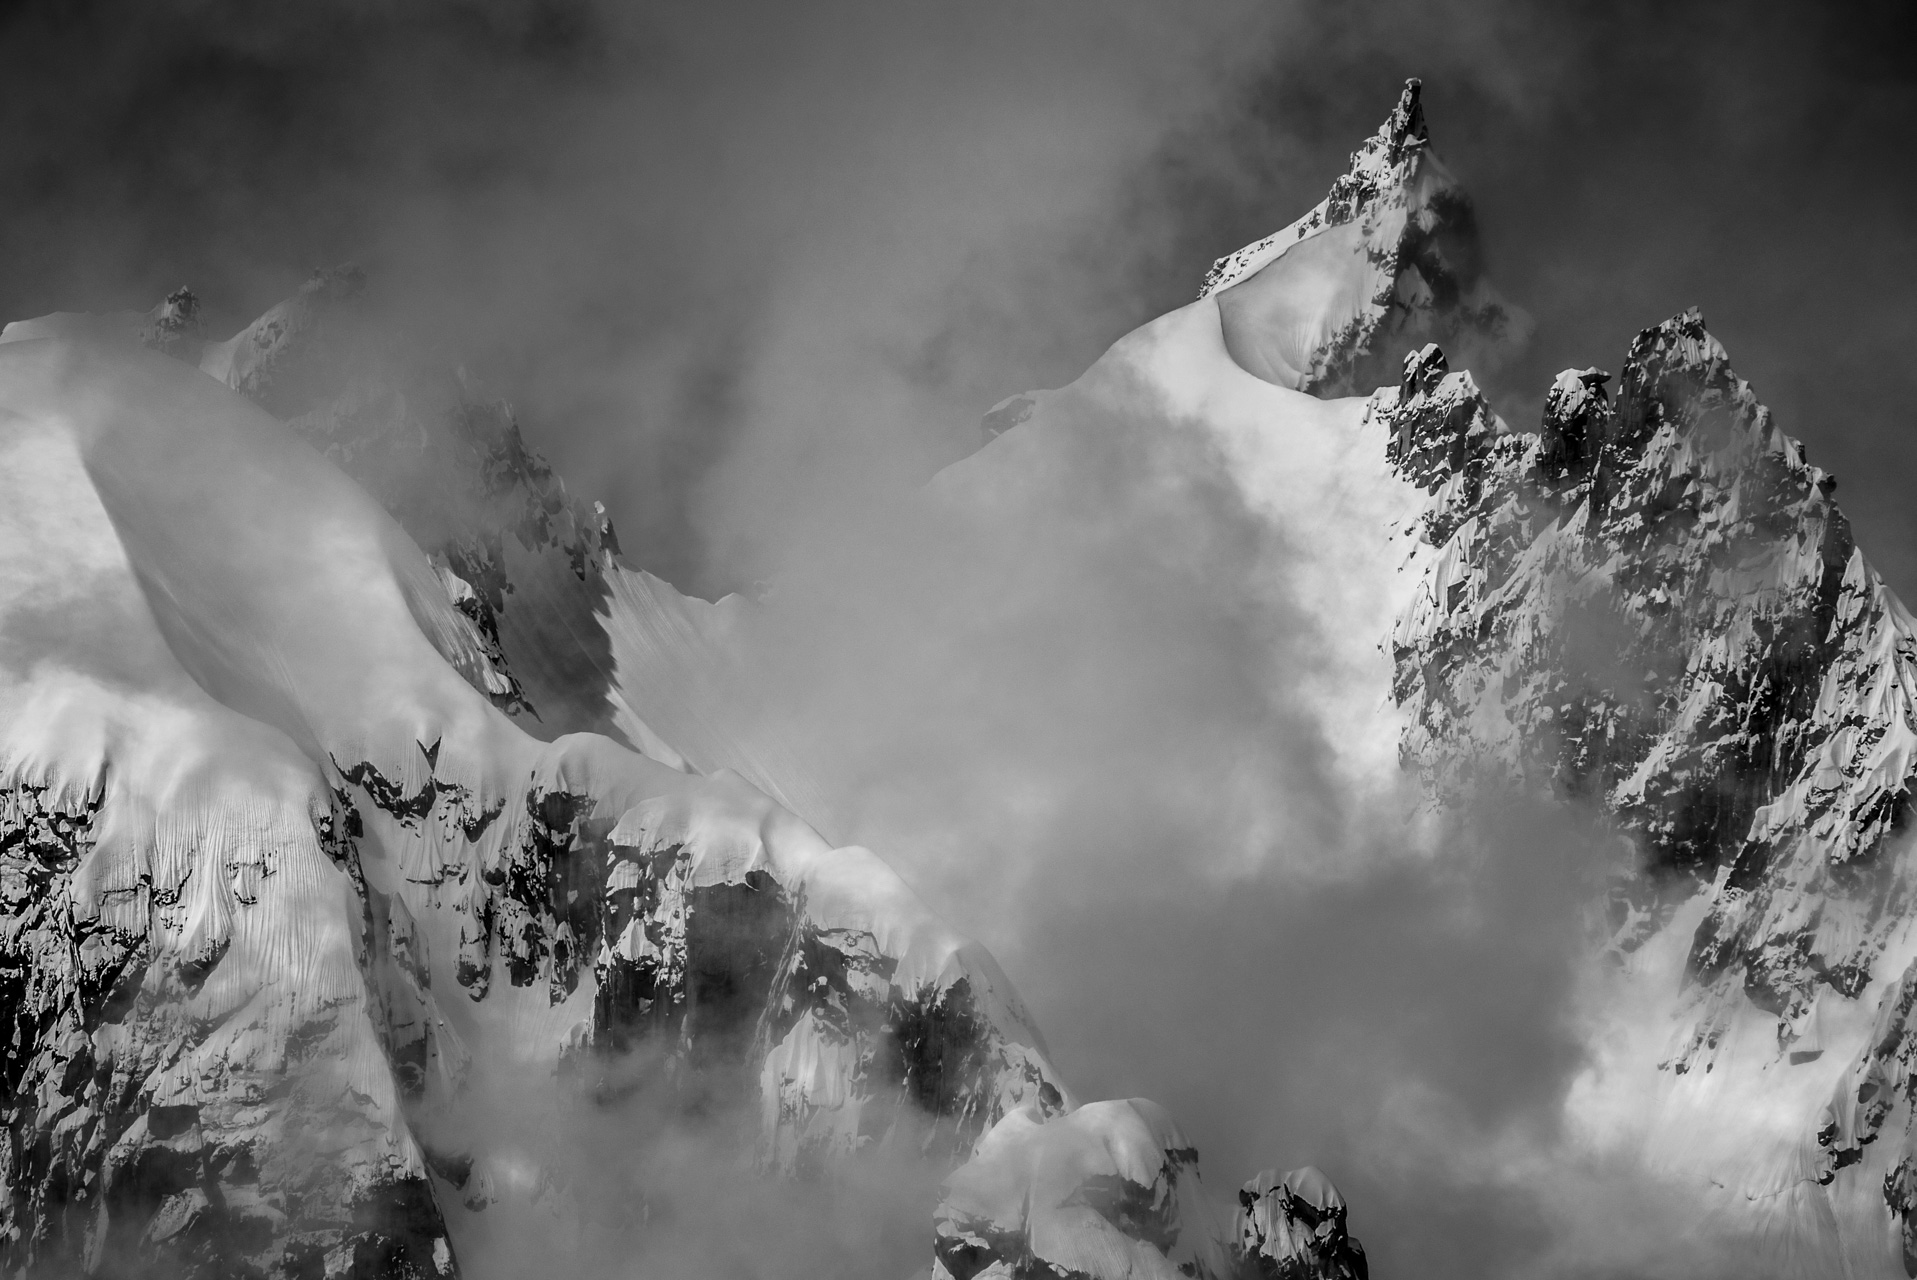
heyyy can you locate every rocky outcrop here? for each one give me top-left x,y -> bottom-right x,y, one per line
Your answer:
1202,79 -> 1522,397
1375,311 -> 1917,1253
0,764 -> 454,1280
1235,1167 -> 1368,1280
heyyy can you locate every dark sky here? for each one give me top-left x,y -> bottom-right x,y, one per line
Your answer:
6,1 -> 1917,597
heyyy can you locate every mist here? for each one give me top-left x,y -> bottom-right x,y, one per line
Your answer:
7,1 -> 1917,1277
418,1048 -> 943,1280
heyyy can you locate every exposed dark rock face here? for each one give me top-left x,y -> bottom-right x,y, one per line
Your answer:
581,822 -> 1065,1170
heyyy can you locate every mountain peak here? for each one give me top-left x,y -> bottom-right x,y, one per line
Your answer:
1200,78 -> 1430,302
1200,77 -> 1524,397
1325,76 -> 1428,222
1383,77 -> 1427,161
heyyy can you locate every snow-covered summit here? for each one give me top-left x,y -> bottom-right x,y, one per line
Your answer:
1200,77 -> 1523,397
1199,77 -> 1431,300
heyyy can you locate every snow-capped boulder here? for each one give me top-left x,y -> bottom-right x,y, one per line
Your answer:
1235,1167 -> 1368,1280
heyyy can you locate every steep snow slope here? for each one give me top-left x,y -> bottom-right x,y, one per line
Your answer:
596,567 -> 828,822
0,330 -> 1067,1277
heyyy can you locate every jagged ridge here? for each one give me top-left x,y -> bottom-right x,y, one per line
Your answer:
1375,311 -> 1917,1261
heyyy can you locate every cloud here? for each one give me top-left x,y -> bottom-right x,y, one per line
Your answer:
701,374 -> 1634,1276
418,1045 -> 944,1280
